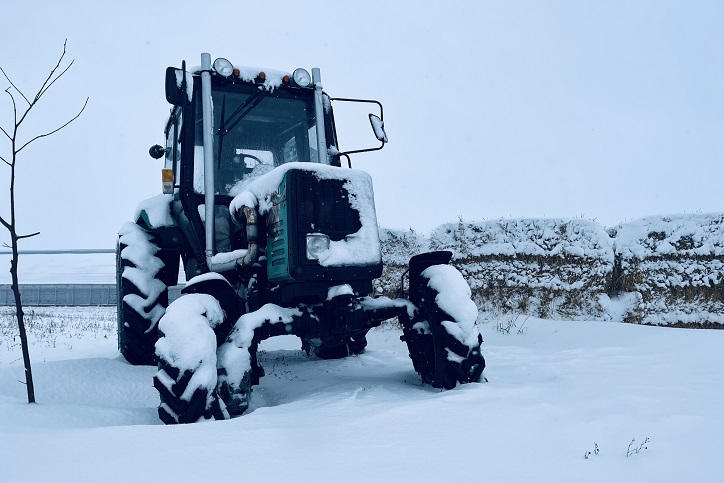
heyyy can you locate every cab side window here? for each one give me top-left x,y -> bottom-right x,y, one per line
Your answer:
165,109 -> 182,186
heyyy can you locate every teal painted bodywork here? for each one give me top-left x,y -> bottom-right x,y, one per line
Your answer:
267,174 -> 294,283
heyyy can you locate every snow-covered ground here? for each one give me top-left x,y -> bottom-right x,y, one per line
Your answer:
1,306 -> 722,482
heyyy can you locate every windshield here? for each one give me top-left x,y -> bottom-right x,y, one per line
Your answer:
194,85 -> 319,195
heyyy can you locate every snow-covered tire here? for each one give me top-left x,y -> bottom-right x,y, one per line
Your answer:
117,222 -> 175,366
403,264 -> 485,389
153,274 -> 257,424
153,292 -> 231,424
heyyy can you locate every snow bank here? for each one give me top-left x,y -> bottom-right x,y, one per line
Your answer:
4,310 -> 724,482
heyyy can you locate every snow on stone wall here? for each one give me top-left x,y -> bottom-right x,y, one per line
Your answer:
374,228 -> 427,299
376,215 -> 724,327
611,214 -> 724,327
428,219 -> 615,320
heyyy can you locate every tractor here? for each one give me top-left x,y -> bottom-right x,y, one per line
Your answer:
116,53 -> 485,424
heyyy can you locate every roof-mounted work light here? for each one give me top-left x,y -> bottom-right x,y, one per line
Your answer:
213,58 -> 234,77
292,68 -> 312,87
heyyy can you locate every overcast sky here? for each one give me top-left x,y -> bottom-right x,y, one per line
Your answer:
1,0 -> 723,258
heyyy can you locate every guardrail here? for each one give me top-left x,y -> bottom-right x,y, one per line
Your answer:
0,284 -> 184,307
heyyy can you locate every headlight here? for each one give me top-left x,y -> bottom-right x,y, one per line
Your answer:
213,58 -> 234,77
306,234 -> 330,260
292,68 -> 312,87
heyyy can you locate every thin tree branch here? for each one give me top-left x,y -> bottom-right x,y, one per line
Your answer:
14,40 -> 73,130
0,214 -> 10,231
0,89 -> 15,141
0,66 -> 30,106
0,154 -> 10,167
17,232 -> 40,240
17,97 -> 88,153
32,39 -> 68,104
37,60 -> 74,101
0,124 -> 11,141
5,88 -> 18,128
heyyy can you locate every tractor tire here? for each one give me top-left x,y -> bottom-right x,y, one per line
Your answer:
403,264 -> 485,389
153,275 -> 255,424
153,291 -> 231,425
116,223 -> 176,366
154,338 -> 228,425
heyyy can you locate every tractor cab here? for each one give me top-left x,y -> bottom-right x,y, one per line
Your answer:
152,54 -> 386,276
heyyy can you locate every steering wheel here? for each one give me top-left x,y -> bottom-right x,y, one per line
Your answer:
240,153 -> 264,167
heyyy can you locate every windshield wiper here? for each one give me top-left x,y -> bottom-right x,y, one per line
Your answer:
216,90 -> 269,167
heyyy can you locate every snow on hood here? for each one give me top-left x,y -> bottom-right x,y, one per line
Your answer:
613,213 -> 724,259
229,162 -> 382,267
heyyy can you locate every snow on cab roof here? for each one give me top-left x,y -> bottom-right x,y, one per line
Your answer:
188,64 -> 292,91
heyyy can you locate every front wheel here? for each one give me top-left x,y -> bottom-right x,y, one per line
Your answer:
403,264 -> 485,389
153,293 -> 229,424
153,274 -> 254,424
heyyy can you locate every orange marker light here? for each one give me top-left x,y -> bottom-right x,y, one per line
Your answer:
162,169 -> 173,194
258,71 -> 266,80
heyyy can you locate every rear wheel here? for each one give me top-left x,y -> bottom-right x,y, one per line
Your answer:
117,222 -> 177,365
403,263 -> 485,389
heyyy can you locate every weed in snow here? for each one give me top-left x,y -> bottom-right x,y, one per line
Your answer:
627,437 -> 650,457
584,442 -> 600,459
0,306 -> 116,355
495,314 -> 528,335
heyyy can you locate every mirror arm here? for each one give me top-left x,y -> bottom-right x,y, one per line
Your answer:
336,143 -> 385,159
329,97 -> 387,161
329,97 -> 384,121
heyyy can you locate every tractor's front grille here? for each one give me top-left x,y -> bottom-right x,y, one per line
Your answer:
267,168 -> 382,292
294,173 -> 361,241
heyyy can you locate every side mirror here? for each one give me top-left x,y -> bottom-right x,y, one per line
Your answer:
165,67 -> 188,106
149,144 -> 166,159
369,114 -> 388,143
